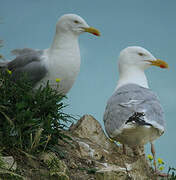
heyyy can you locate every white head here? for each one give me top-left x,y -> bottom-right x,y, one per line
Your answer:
118,46 -> 168,72
116,46 -> 168,89
56,14 -> 100,36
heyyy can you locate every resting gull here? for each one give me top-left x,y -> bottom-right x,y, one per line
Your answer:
103,46 -> 168,171
0,14 -> 100,94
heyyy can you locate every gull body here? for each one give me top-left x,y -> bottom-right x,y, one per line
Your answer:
104,46 -> 168,148
0,14 -> 100,94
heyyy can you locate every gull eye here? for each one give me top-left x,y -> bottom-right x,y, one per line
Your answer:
138,52 -> 145,56
74,20 -> 79,24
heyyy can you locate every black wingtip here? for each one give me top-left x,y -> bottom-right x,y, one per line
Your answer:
126,112 -> 152,126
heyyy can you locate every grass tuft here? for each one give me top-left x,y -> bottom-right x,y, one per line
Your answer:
0,71 -> 75,155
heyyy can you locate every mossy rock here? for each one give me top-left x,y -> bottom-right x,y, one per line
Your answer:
40,152 -> 70,179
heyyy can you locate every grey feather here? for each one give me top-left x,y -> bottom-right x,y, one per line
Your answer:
11,48 -> 42,57
1,48 -> 47,86
103,83 -> 165,138
8,49 -> 43,70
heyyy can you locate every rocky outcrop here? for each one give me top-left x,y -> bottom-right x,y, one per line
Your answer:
69,115 -> 153,180
1,115 -> 162,179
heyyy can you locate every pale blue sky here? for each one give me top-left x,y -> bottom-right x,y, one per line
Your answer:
1,0 -> 176,169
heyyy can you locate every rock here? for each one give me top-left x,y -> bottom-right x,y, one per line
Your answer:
95,163 -> 130,180
1,156 -> 17,170
40,152 -> 70,180
0,156 -> 23,180
52,172 -> 70,180
69,161 -> 78,169
96,168 -> 127,180
70,115 -> 114,150
40,152 -> 56,164
78,141 -> 95,158
69,114 -> 154,180
95,160 -> 151,180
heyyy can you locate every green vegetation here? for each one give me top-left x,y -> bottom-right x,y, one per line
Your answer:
0,71 -> 74,155
0,38 -> 75,178
147,154 -> 176,179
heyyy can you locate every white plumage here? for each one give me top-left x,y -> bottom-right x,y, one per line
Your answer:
104,46 -> 168,160
0,14 -> 100,94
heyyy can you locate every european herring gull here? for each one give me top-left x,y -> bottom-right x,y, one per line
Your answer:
0,14 -> 100,94
103,46 -> 168,171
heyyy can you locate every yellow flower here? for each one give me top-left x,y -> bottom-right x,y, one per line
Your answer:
6,69 -> 12,75
159,166 -> 164,171
158,158 -> 164,164
147,154 -> 153,161
56,78 -> 61,83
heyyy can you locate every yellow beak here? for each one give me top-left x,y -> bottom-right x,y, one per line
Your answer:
83,27 -> 101,36
147,59 -> 169,69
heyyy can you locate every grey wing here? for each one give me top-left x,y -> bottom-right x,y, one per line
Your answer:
11,48 -> 42,57
3,49 -> 47,86
103,84 -> 165,137
8,48 -> 43,70
11,61 -> 47,86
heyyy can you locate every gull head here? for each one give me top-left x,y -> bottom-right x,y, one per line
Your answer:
118,46 -> 168,71
56,14 -> 100,36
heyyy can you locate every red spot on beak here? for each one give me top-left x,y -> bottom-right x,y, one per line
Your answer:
93,32 -> 99,36
160,65 -> 166,68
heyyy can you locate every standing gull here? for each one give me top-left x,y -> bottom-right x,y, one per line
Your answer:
0,14 -> 100,94
103,46 -> 168,171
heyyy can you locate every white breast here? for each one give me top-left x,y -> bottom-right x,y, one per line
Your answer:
36,48 -> 81,94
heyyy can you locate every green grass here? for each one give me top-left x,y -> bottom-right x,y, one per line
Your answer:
0,71 -> 74,155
